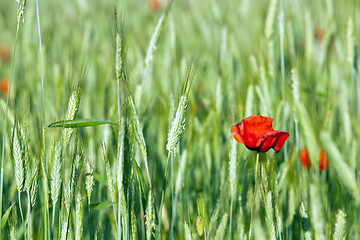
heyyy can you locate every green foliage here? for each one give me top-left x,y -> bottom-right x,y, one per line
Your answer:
1,203 -> 15,230
0,0 -> 359,239
48,119 -> 116,128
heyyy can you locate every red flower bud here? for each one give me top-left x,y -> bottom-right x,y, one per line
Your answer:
299,148 -> 311,170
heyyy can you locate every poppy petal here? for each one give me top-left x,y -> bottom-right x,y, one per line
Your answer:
231,115 -> 289,153
0,78 -> 9,97
231,124 -> 244,144
272,131 -> 290,152
241,116 -> 274,147
299,148 -> 310,170
256,130 -> 289,152
319,148 -> 329,171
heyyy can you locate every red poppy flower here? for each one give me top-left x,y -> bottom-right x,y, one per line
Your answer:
0,45 -> 10,62
319,148 -> 329,171
299,148 -> 329,171
0,78 -> 9,97
148,0 -> 161,11
299,148 -> 311,170
231,115 -> 289,152
139,211 -> 145,225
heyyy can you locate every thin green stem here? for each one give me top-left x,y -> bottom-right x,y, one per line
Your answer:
88,207 -> 92,240
279,0 -> 285,101
169,154 -> 174,239
169,194 -> 177,240
18,191 -> 25,239
249,153 -> 259,240
230,197 -> 233,240
117,190 -> 121,240
117,85 -> 122,240
157,153 -> 171,239
52,201 -> 56,228
126,183 -> 130,240
138,181 -> 145,239
0,169 -> 2,239
137,65 -> 149,110
279,0 -> 288,160
354,55 -> 360,168
35,0 -> 49,239
170,155 -> 176,239
0,20 -> 21,240
27,191 -> 31,240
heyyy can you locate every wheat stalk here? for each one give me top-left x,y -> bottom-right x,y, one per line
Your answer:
51,142 -> 61,227
229,139 -> 237,201
16,0 -> 27,25
116,115 -> 125,239
75,191 -> 83,240
9,204 -> 18,240
62,89 -> 80,147
30,166 -> 39,208
333,209 -> 346,240
228,139 -> 237,239
130,178 -> 137,240
85,159 -> 94,205
62,153 -> 82,240
215,213 -> 228,240
51,142 -> 62,206
146,191 -> 155,240
184,221 -> 192,240
265,0 -> 278,39
300,202 -> 312,240
104,147 -> 116,203
175,150 -> 187,196
63,177 -> 71,217
128,95 -> 152,188
138,12 -> 167,109
115,32 -> 123,86
0,99 -> 14,126
12,124 -> 24,192
103,144 -> 117,227
22,127 -> 31,193
60,219 -> 69,240
0,1 -> 27,237
346,17 -> 354,64
166,95 -> 189,154
310,184 -> 324,240
264,191 -> 276,240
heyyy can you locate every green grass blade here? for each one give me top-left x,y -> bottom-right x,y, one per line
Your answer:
133,158 -> 148,197
48,119 -> 116,128
2,202 -> 15,230
91,172 -> 107,185
320,131 -> 360,202
89,202 -> 117,210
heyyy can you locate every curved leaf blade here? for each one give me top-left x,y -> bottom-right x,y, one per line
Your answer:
48,119 -> 116,128
89,202 -> 116,210
2,202 -> 15,230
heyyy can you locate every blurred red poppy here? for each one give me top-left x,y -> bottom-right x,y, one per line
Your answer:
148,0 -> 161,11
0,45 -> 10,62
0,78 -> 9,97
231,115 -> 289,152
139,211 -> 145,225
313,25 -> 325,47
299,148 -> 329,171
299,148 -> 311,170
319,148 -> 329,171
313,25 -> 333,53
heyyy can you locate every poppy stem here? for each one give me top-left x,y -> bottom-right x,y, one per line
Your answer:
249,153 -> 260,240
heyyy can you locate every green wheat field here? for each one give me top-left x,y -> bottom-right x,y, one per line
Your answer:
0,0 -> 360,239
